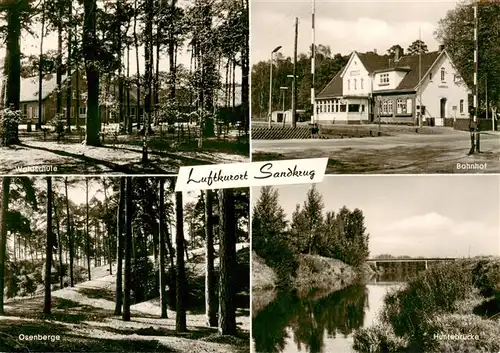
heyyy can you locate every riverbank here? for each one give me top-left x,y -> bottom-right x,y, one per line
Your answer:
252,251 -> 362,314
353,258 -> 500,353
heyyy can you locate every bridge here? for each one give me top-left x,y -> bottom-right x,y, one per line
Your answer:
367,257 -> 458,270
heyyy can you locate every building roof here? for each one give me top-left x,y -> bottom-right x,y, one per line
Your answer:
19,74 -> 68,103
316,50 -> 443,99
393,51 -> 440,90
357,51 -> 391,73
316,71 -> 342,98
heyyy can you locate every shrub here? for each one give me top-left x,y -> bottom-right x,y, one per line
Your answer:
380,262 -> 473,349
353,324 -> 408,353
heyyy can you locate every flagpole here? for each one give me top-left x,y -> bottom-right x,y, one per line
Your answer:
474,0 -> 480,152
418,27 -> 422,129
311,0 -> 316,126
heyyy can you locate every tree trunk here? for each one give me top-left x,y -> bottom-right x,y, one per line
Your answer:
241,0 -> 249,134
2,3 -> 21,145
0,177 -> 11,314
205,190 -> 217,326
123,177 -> 133,321
44,177 -> 53,314
218,189 -> 237,335
56,16 -> 63,117
142,0 -> 154,164
37,1 -> 45,130
86,179 -> 91,280
165,220 -> 174,271
54,201 -> 63,289
65,4 -> 72,132
169,0 -> 177,100
83,0 -> 101,146
114,178 -> 125,315
133,0 -> 141,131
65,178 -> 74,287
175,191 -> 187,332
117,0 -> 124,132
159,179 -> 167,318
126,43 -> 132,134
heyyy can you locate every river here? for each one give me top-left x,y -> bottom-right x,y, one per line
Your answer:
252,275 -> 408,353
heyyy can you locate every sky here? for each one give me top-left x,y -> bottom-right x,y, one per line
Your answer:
251,0 -> 461,64
252,175 -> 500,258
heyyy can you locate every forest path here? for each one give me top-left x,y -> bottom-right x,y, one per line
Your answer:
1,253 -> 250,353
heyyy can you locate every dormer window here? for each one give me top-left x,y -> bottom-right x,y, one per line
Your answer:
441,67 -> 445,81
354,79 -> 357,90
429,72 -> 433,81
380,73 -> 389,84
348,79 -> 351,90
361,78 -> 364,90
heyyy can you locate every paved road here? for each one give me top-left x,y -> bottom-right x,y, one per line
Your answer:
252,131 -> 500,173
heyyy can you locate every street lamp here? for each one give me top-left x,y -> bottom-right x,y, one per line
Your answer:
268,45 -> 282,128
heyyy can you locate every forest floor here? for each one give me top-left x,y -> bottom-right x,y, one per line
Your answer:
1,246 -> 250,353
0,124 -> 249,174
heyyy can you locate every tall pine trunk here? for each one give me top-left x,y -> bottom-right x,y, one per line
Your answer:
0,177 -> 11,314
43,177 -> 53,314
65,4 -> 72,132
175,191 -> 186,332
205,190 -> 217,326
169,0 -> 177,100
218,189 -> 236,335
133,0 -> 141,131
86,179 -> 91,280
126,44 -> 132,134
123,177 -> 133,321
83,0 -> 101,146
159,179 -> 167,318
56,14 -> 63,117
2,3 -> 21,145
36,1 -> 46,130
114,178 -> 125,315
64,178 -> 74,287
54,201 -> 63,289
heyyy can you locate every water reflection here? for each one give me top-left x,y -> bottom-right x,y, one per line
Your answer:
252,263 -> 430,353
253,284 -> 367,353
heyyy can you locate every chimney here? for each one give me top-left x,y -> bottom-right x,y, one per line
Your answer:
373,48 -> 377,54
439,44 -> 445,52
394,47 -> 400,62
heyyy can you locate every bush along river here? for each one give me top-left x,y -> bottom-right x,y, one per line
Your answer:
253,259 -> 500,353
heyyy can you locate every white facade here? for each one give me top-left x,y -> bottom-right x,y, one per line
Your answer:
316,49 -> 470,126
373,70 -> 407,92
342,53 -> 371,97
417,52 -> 469,126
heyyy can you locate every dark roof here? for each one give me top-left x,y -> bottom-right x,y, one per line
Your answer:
316,71 -> 342,98
394,51 -> 441,90
357,52 -> 391,73
317,50 -> 444,98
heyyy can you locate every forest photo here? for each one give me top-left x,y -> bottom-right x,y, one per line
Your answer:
0,0 -> 249,174
0,177 -> 249,352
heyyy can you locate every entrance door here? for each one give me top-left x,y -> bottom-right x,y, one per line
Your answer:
440,98 -> 447,119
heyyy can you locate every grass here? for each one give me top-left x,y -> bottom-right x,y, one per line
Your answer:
353,259 -> 500,353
